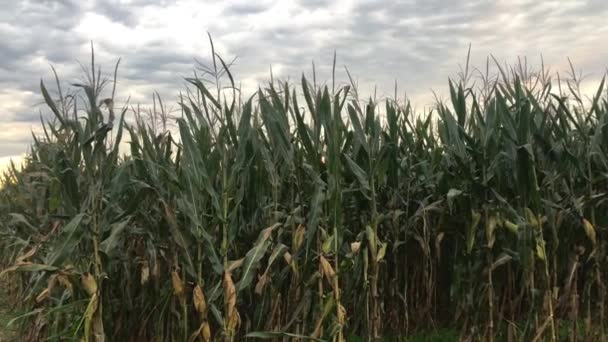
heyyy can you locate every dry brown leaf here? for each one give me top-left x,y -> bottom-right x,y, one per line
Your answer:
83,292 -> 105,342
283,251 -> 292,265
57,274 -> 73,296
224,272 -> 236,312
151,258 -> 160,278
226,258 -> 244,272
140,261 -> 150,285
350,242 -> 361,254
35,288 -> 50,304
81,272 -> 98,297
486,215 -> 497,248
16,246 -> 38,263
193,284 -> 207,315
337,304 -> 346,325
201,321 -> 211,342
319,255 -> 335,279
293,224 -> 305,251
171,270 -> 184,299
223,272 -> 239,334
582,218 -> 597,245
255,273 -> 270,295
189,320 -> 212,342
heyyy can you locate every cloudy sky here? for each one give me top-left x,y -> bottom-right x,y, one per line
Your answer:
1,0 -> 608,170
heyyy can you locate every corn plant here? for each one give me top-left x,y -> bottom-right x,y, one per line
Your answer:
1,44 -> 608,342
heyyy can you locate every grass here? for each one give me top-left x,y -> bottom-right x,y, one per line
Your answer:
0,276 -> 15,341
347,329 -> 459,341
1,41 -> 608,341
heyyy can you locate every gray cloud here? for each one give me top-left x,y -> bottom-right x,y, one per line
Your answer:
297,0 -> 332,11
95,0 -> 176,27
1,0 -> 608,159
223,1 -> 270,15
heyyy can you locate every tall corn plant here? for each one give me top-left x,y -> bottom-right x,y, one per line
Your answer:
1,45 -> 608,342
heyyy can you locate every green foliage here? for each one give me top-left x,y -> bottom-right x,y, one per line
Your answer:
1,45 -> 608,342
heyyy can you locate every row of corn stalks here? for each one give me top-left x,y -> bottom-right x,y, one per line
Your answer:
1,46 -> 608,341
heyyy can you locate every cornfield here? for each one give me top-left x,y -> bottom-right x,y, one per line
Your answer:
1,44 -> 608,341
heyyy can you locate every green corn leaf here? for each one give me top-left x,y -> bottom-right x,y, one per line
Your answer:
236,223 -> 280,292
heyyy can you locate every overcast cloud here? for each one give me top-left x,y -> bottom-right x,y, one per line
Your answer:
1,0 -> 608,168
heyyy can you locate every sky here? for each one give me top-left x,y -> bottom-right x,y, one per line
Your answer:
1,0 -> 608,171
